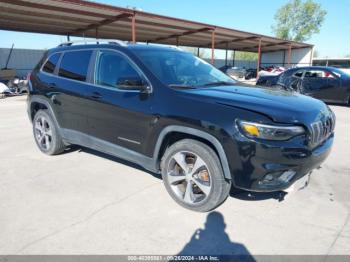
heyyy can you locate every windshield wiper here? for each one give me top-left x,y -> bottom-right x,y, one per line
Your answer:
168,84 -> 196,89
201,81 -> 235,87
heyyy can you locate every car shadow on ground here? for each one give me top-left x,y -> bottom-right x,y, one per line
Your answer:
177,211 -> 255,261
76,146 -> 286,202
326,102 -> 350,108
230,187 -> 287,202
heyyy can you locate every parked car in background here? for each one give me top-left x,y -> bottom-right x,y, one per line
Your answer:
258,66 -> 285,77
28,41 -> 335,212
219,66 -> 257,80
257,66 -> 350,105
0,81 -> 12,97
0,75 -> 29,95
224,66 -> 246,79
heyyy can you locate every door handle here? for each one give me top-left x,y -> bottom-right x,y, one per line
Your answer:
90,92 -> 102,99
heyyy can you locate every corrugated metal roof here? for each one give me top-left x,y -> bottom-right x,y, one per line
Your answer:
0,0 -> 312,52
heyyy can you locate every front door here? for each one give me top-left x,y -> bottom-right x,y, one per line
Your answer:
85,49 -> 155,154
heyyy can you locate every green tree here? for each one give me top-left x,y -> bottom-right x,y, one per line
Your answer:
232,51 -> 258,61
272,0 -> 326,42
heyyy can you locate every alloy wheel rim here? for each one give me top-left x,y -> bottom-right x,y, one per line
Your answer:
34,116 -> 52,150
166,151 -> 212,204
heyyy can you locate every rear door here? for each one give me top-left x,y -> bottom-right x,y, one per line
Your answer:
325,72 -> 343,102
301,69 -> 341,102
53,49 -> 93,134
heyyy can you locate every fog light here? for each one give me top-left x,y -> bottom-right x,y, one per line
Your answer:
259,170 -> 296,186
278,170 -> 296,183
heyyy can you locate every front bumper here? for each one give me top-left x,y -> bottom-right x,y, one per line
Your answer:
227,133 -> 334,192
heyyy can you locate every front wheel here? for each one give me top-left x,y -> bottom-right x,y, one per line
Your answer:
161,139 -> 231,212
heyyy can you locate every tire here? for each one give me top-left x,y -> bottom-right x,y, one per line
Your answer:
32,109 -> 65,155
160,139 -> 231,212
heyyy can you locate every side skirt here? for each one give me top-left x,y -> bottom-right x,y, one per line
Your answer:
61,128 -> 159,174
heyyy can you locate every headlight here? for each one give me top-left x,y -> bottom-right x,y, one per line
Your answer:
238,120 -> 305,141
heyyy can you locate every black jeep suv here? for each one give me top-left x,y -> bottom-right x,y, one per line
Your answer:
27,41 -> 335,212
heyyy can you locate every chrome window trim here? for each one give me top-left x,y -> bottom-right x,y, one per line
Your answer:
39,48 -> 152,93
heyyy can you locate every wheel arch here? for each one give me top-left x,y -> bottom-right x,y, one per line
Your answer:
153,126 -> 232,180
29,97 -> 60,129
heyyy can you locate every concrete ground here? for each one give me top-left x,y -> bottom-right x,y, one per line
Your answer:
0,96 -> 349,256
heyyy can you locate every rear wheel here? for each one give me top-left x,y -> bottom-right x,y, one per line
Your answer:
161,139 -> 231,212
33,110 -> 65,155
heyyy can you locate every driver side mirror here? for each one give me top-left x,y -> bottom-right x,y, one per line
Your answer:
116,77 -> 151,93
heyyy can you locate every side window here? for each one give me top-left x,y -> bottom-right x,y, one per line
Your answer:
42,53 -> 61,74
293,70 -> 304,78
304,70 -> 327,78
95,51 -> 142,89
58,50 -> 92,81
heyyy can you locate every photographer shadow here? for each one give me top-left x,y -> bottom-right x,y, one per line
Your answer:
178,212 -> 255,261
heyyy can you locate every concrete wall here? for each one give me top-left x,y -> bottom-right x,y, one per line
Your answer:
0,48 -> 45,77
261,47 -> 313,68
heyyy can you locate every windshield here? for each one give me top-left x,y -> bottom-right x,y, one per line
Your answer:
130,49 -> 236,87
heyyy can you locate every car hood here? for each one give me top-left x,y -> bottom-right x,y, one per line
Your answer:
179,85 -> 330,124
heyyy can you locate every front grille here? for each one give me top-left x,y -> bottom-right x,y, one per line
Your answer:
310,113 -> 335,147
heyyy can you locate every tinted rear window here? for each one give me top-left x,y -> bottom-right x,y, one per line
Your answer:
42,53 -> 61,74
58,50 -> 92,81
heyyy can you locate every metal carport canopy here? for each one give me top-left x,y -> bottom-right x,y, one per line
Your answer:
0,0 -> 312,65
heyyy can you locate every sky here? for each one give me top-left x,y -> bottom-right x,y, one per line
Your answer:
0,0 -> 349,58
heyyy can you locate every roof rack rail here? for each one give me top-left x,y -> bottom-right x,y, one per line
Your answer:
57,39 -> 128,47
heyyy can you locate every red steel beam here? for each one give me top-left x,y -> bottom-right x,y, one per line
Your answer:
203,36 -> 259,48
148,27 -> 212,42
309,47 -> 314,66
72,13 -> 132,34
241,41 -> 290,51
132,12 -> 136,43
288,44 -> 292,68
211,29 -> 216,65
0,6 -> 98,24
256,38 -> 262,78
0,0 -> 117,19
